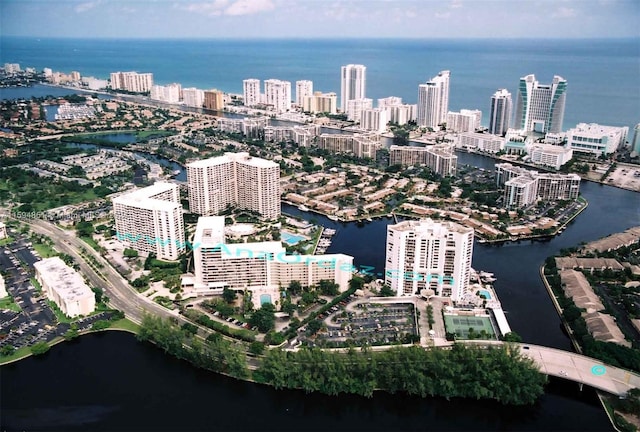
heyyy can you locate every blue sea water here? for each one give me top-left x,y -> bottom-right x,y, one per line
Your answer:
1,37 -> 638,130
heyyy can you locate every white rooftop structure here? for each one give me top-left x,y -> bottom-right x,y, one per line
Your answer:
34,257 -> 96,317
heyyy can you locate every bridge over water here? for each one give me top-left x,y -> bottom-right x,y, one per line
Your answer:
461,341 -> 640,396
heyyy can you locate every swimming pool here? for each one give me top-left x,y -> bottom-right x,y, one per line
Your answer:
479,289 -> 492,300
260,294 -> 272,305
281,231 -> 305,245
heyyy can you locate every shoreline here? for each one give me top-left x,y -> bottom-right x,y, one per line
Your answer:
0,326 -> 138,367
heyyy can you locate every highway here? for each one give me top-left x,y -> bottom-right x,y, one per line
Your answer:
25,218 -> 173,325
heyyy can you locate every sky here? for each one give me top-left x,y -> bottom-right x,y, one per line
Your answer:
1,0 -> 639,39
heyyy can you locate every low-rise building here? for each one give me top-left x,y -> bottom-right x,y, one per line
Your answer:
456,132 -> 505,154
565,123 -> 629,156
34,257 -> 96,318
529,143 -> 573,169
496,163 -> 580,209
318,132 -> 381,159
389,144 -> 457,177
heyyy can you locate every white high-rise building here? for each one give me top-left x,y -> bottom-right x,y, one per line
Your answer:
446,109 -> 481,133
378,96 -> 403,109
182,87 -> 205,108
489,89 -> 512,136
191,217 -> 354,307
565,123 -> 629,156
264,79 -> 292,113
377,97 -> 416,125
110,71 -> 154,93
340,64 -> 366,112
295,80 -> 313,106
243,78 -> 261,107
3,63 -> 21,74
346,98 -> 373,122
385,219 -> 473,303
515,74 -> 567,133
150,83 -> 181,103
417,70 -> 450,129
187,153 -> 280,220
632,124 -> 640,157
113,182 -> 185,261
360,107 -> 389,132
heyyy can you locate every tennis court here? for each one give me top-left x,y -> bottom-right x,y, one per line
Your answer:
443,314 -> 496,339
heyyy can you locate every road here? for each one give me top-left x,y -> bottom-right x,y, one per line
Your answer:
16,217 -> 261,369
462,340 -> 640,396
26,218 -> 171,325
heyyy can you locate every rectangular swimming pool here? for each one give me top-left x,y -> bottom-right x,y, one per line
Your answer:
281,231 -> 305,245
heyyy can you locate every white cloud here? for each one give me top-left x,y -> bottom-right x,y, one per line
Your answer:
225,0 -> 274,16
552,6 -> 577,18
435,11 -> 451,19
450,0 -> 463,9
75,1 -> 101,13
177,0 -> 275,16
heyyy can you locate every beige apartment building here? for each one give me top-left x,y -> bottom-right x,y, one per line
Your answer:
187,153 -> 280,220
389,144 -> 457,177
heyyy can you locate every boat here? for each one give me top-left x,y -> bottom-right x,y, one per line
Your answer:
327,215 -> 338,221
366,217 -> 373,222
299,205 -> 309,212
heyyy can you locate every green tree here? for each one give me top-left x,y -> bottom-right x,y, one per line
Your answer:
249,303 -> 276,333
123,248 -> 139,258
288,280 -> 303,295
502,332 -> 523,342
249,341 -> 266,356
91,320 -> 111,331
64,326 -> 79,341
1,345 -> 15,356
30,342 -> 50,356
306,319 -> 323,336
223,287 -> 237,304
379,285 -> 395,297
76,220 -> 94,238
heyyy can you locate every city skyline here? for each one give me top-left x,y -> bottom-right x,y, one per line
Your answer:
1,0 -> 638,40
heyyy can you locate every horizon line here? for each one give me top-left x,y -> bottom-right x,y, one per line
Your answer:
2,35 -> 637,41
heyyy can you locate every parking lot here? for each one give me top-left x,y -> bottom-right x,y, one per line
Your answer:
305,300 -> 419,347
0,231 -> 112,354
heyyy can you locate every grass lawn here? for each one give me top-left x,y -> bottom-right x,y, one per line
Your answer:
46,300 -> 74,324
109,318 -> 141,334
81,236 -> 100,251
137,130 -> 174,139
0,296 -> 21,312
32,242 -> 57,258
0,345 -> 32,365
30,277 -> 43,293
0,237 -> 12,247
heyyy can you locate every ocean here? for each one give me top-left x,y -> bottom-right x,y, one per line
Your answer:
1,37 -> 638,131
